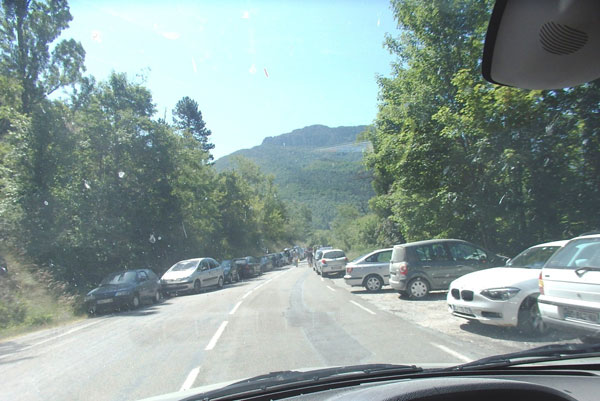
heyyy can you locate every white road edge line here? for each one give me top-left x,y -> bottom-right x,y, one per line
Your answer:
432,343 -> 471,363
15,319 -> 105,354
326,285 -> 336,292
229,301 -> 242,315
349,300 -> 376,315
205,321 -> 228,351
242,290 -> 253,299
180,367 -> 200,392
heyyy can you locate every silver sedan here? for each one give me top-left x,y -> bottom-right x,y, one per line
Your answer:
343,248 -> 393,292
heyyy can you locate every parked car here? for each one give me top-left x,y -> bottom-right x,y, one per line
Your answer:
389,239 -> 508,299
267,253 -> 280,268
538,234 -> 600,340
161,258 -> 224,295
85,269 -> 162,315
447,240 -> 567,333
279,251 -> 291,266
316,249 -> 348,277
259,255 -> 273,272
313,246 -> 333,272
344,248 -> 393,292
220,259 -> 240,284
234,256 -> 261,278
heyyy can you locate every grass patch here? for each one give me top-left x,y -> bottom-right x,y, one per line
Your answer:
0,247 -> 84,340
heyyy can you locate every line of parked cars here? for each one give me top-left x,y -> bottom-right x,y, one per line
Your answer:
341,234 -> 600,339
84,250 -> 296,315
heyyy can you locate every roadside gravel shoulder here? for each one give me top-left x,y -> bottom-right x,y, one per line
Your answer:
327,276 -> 578,353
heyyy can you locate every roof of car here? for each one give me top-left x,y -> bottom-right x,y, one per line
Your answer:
392,239 -> 467,248
529,240 -> 569,248
573,234 -> 600,240
322,248 -> 344,253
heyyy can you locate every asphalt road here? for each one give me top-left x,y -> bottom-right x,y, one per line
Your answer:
0,262 -> 529,401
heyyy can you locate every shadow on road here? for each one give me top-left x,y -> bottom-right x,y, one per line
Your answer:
458,320 -> 579,343
0,354 -> 34,365
396,291 -> 448,302
351,288 -> 398,295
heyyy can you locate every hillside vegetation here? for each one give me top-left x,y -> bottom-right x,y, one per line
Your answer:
215,125 -> 374,229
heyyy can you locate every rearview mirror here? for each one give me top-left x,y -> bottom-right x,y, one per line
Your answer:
482,0 -> 600,89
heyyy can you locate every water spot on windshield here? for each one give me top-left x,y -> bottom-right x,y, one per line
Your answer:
118,171 -> 125,178
43,200 -> 49,206
83,180 -> 91,189
149,234 -> 156,244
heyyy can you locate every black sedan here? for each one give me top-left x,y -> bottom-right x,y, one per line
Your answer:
85,269 -> 162,315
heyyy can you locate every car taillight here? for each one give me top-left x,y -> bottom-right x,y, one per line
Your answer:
346,267 -> 353,274
539,271 -> 544,295
321,259 -> 326,264
398,262 -> 408,275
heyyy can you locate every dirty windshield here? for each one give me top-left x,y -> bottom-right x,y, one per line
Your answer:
1,1 -> 599,401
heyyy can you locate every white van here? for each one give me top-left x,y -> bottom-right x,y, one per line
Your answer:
538,234 -> 600,339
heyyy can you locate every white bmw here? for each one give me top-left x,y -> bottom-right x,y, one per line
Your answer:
447,240 -> 567,334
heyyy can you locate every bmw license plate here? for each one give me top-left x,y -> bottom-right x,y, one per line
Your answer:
564,307 -> 600,324
452,305 -> 472,314
97,299 -> 113,304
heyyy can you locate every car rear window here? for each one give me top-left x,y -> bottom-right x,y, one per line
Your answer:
545,238 -> 600,269
324,250 -> 345,259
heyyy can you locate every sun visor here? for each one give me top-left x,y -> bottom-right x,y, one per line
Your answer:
482,0 -> 600,89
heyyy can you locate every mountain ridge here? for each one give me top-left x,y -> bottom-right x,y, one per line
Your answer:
214,124 -> 374,229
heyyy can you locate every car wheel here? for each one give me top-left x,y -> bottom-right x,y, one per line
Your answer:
364,275 -> 383,292
87,304 -> 97,316
152,290 -> 162,304
218,276 -> 224,288
130,294 -> 140,310
518,297 -> 548,335
407,278 -> 429,299
194,280 -> 201,294
233,271 -> 239,282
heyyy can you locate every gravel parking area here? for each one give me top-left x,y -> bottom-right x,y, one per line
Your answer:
327,275 -> 579,354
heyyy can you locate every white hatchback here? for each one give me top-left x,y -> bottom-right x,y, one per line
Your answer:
538,235 -> 600,340
448,240 -> 567,334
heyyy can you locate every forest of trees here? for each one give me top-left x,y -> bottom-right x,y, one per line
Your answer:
309,0 -> 599,259
1,0 -> 600,324
0,0 -> 307,297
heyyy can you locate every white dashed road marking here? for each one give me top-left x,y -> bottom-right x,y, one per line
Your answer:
230,301 -> 242,315
326,285 -> 336,292
205,321 -> 228,351
432,343 -> 471,363
180,367 -> 200,391
350,300 -> 376,315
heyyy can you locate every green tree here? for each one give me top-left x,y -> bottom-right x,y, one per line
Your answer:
0,0 -> 85,112
366,0 -> 600,255
172,96 -> 214,159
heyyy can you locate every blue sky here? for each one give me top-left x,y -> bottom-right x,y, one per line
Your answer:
65,1 -> 397,159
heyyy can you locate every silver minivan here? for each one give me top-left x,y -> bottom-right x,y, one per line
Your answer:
316,249 -> 347,277
161,258 -> 224,295
344,248 -> 393,291
538,234 -> 600,339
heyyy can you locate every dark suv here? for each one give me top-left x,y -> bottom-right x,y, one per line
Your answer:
389,239 -> 507,299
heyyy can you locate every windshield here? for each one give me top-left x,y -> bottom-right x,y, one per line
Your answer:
0,1 -> 597,401
507,246 -> 561,269
100,271 -> 137,285
169,260 -> 199,272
